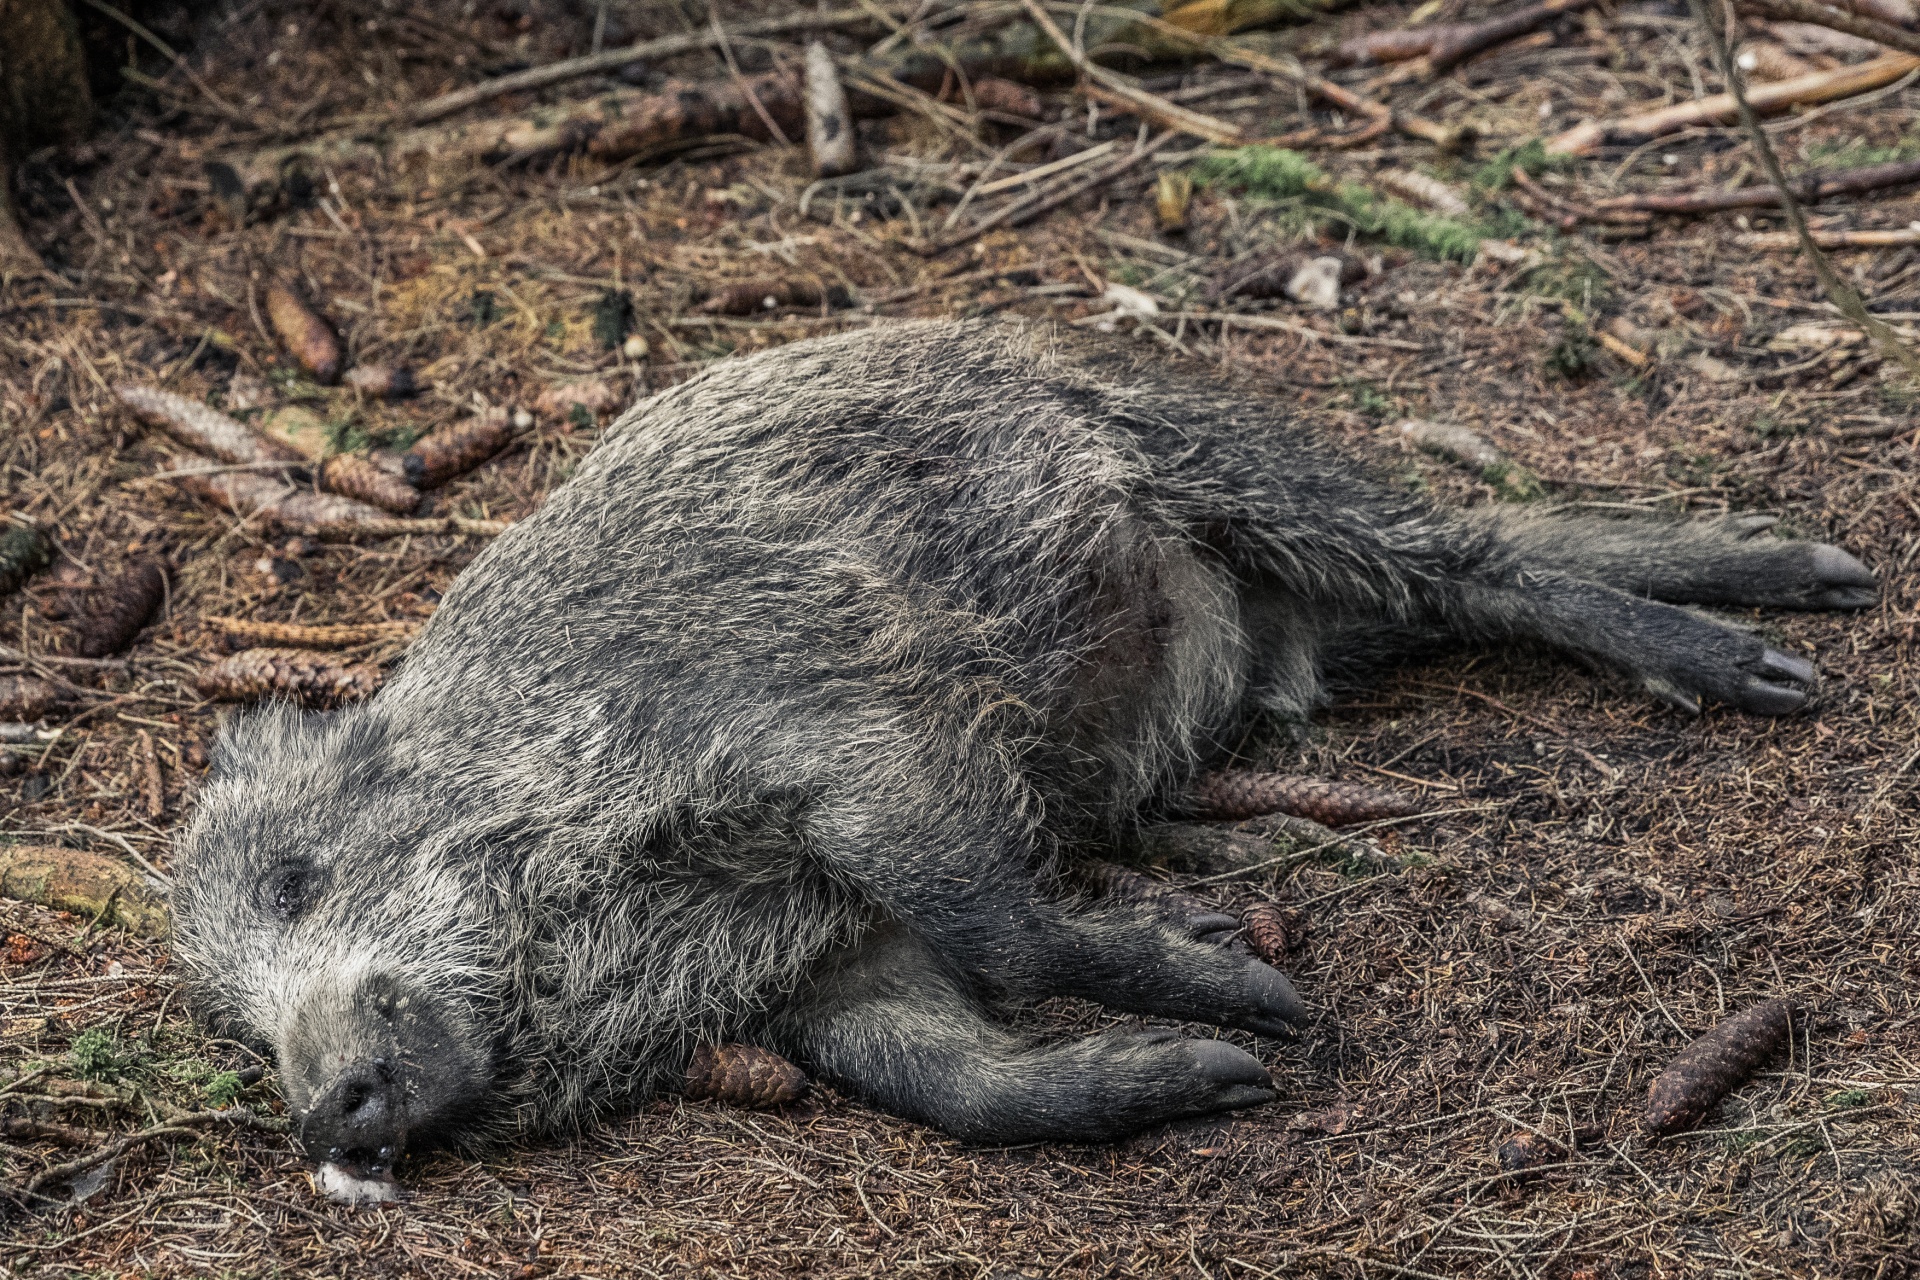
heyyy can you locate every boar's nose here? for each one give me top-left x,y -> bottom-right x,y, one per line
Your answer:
301,1058 -> 405,1176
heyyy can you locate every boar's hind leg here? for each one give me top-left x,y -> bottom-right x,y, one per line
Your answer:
813,799 -> 1303,1035
1474,509 -> 1878,611
1443,573 -> 1820,715
770,928 -> 1275,1143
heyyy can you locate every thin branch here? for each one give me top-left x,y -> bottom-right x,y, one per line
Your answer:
1688,0 -> 1920,382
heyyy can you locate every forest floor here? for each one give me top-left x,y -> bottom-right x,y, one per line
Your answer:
2,0 -> 1918,1275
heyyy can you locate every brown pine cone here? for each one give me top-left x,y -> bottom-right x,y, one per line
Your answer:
1643,999 -> 1795,1137
264,283 -> 344,384
403,412 -> 516,488
1240,901 -> 1291,966
1186,770 -> 1423,827
320,455 -> 419,515
1082,861 -> 1218,922
195,648 -> 382,708
207,617 -> 419,651
76,557 -> 167,657
1,675 -> 68,720
684,1043 -> 809,1109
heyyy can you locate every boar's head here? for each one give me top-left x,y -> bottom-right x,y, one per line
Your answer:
174,703 -> 507,1201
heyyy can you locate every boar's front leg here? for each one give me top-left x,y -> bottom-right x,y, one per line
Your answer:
767,927 -> 1276,1143
803,790 -> 1304,1036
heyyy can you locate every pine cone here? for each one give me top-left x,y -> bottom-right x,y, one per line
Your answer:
76,557 -> 167,657
1,675 -> 69,720
1240,901 -> 1291,966
208,617 -> 419,651
403,412 -> 515,488
196,648 -> 382,708
684,1043 -> 809,1109
320,455 -> 419,515
1186,770 -> 1422,826
1082,861 -> 1218,923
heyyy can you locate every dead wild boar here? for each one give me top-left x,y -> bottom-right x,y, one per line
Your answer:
173,320 -> 1876,1200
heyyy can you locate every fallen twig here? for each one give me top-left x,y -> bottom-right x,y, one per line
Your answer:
1739,0 -> 1920,56
394,7 -> 874,127
1740,226 -> 1920,247
1687,0 -> 1920,382
1547,52 -> 1920,154
1596,157 -> 1920,214
919,130 -> 1179,254
17,1107 -> 286,1197
1020,0 -> 1246,144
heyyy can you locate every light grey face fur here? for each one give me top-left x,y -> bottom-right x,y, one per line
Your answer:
172,320 -> 1877,1172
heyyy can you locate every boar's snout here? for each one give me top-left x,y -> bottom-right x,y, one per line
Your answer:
283,970 -> 489,1182
301,1058 -> 405,1177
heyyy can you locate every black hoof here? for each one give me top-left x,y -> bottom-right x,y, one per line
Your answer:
1809,544 -> 1878,609
1185,1038 -> 1275,1114
1736,648 -> 1816,715
1236,960 -> 1306,1035
1188,911 -> 1242,944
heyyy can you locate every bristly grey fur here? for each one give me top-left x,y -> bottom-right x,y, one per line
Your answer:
171,319 -> 1876,1158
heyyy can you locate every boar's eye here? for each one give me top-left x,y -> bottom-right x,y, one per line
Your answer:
261,861 -> 322,922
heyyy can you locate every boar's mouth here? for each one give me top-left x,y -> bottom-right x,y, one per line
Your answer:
283,970 -> 492,1192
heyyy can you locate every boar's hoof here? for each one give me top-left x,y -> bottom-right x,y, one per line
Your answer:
1236,959 -> 1307,1036
1808,544 -> 1877,610
1184,1038 -> 1276,1114
1188,910 -> 1242,944
1737,649 -> 1817,716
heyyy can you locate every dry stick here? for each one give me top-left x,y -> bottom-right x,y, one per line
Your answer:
1739,0 -> 1920,56
1595,156 -> 1920,213
1690,0 -> 1920,382
1424,0 -> 1603,73
921,129 -> 1178,254
18,1109 -> 287,1197
1018,0 -> 1245,144
1546,51 -> 1920,153
397,7 -> 873,126
1088,3 -> 1458,147
1742,226 -> 1920,246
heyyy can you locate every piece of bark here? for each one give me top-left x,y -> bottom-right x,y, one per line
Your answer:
342,364 -> 419,399
683,1043 -> 809,1108
75,558 -> 167,658
1643,999 -> 1796,1136
403,411 -> 516,488
0,845 -> 169,938
0,523 -> 52,597
264,284 -> 344,384
134,729 -> 165,820
1548,53 -> 1920,154
117,385 -> 302,467
804,42 -> 858,178
1240,901 -> 1291,965
206,617 -> 420,650
968,76 -> 1046,118
196,648 -> 382,708
1185,770 -> 1423,825
0,675 -> 70,721
319,455 -> 419,515
1332,26 -> 1448,65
